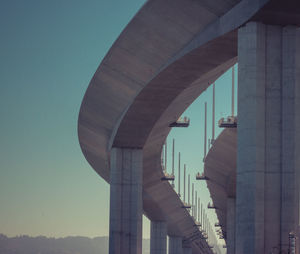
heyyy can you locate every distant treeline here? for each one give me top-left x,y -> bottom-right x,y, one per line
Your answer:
0,234 -> 150,254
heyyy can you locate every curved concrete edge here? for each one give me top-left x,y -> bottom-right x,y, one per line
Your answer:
204,128 -> 237,240
78,0 -> 272,182
77,0 -> 239,183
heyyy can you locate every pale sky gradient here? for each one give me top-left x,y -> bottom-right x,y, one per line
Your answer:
0,0 -> 236,242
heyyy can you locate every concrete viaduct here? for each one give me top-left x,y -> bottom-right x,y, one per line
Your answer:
78,0 -> 300,253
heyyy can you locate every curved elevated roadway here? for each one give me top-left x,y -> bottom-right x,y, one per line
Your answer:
204,128 -> 237,241
78,0 -> 300,253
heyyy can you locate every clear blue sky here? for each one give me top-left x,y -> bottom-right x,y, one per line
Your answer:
0,0 -> 236,241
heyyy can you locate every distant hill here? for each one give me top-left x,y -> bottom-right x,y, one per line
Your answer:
0,234 -> 150,254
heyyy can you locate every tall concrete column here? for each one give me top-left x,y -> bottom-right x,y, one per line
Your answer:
109,148 -> 143,254
226,198 -> 235,254
281,26 -> 300,252
168,236 -> 182,254
236,22 -> 300,254
150,221 -> 167,254
182,247 -> 192,254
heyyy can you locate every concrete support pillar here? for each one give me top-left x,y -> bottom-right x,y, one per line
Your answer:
182,247 -> 192,254
168,236 -> 182,254
281,26 -> 300,253
150,221 -> 167,254
226,198 -> 235,254
236,22 -> 300,254
109,148 -> 143,254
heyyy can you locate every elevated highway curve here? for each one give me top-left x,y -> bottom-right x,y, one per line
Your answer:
78,0 -> 300,253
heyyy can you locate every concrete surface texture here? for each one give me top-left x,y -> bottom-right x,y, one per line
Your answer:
109,148 -> 143,254
236,22 -> 300,254
182,247 -> 192,254
226,198 -> 235,254
77,0 -> 300,253
169,236 -> 182,254
150,221 -> 167,254
204,128 -> 237,238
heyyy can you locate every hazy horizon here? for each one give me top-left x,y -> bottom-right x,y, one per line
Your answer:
0,234 -> 151,254
0,233 -> 140,239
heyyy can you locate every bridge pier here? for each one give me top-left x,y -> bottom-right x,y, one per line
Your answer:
168,236 -> 182,254
226,198 -> 235,254
109,148 -> 143,254
182,247 -> 192,254
236,22 -> 300,254
150,221 -> 167,254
